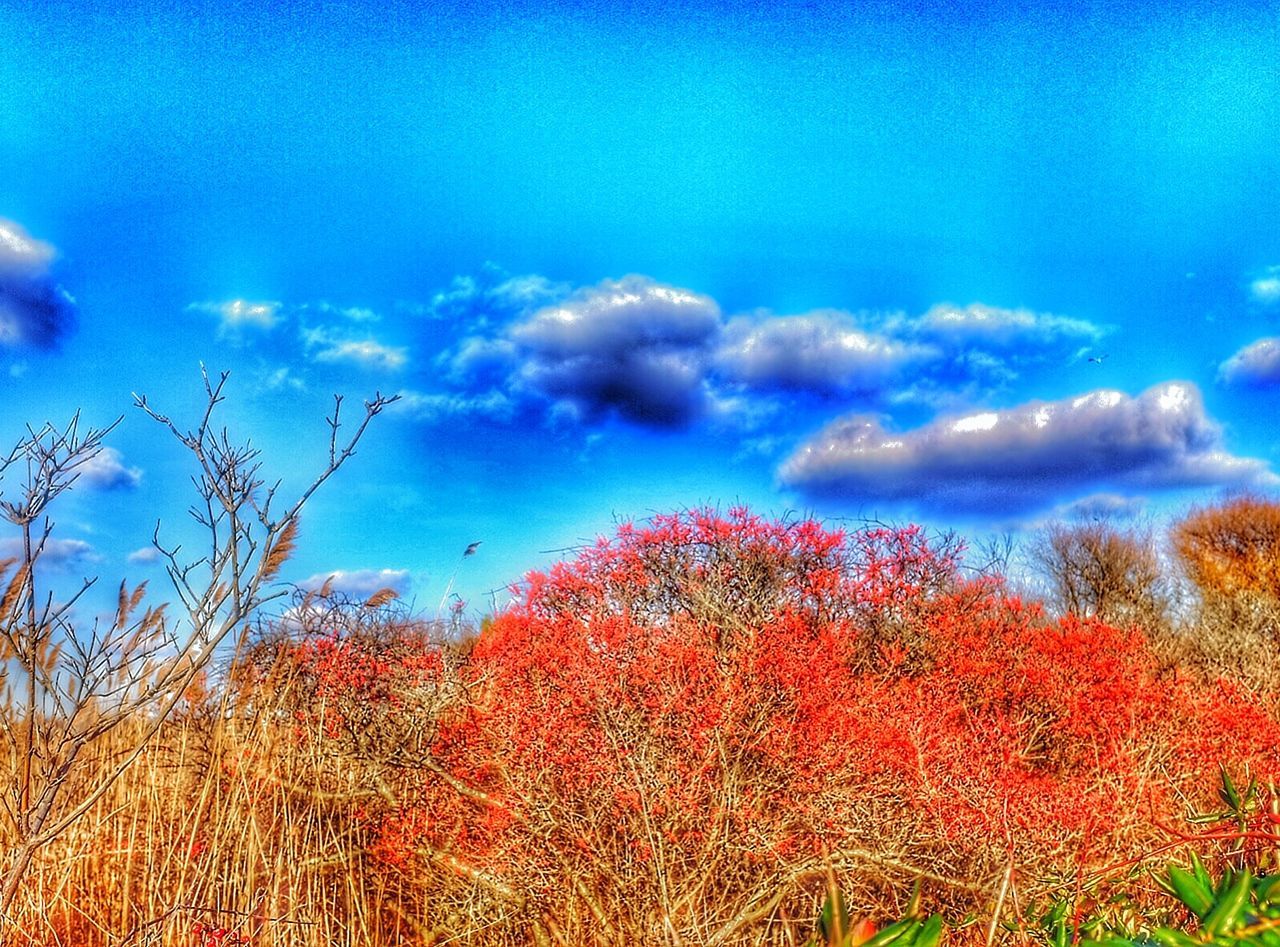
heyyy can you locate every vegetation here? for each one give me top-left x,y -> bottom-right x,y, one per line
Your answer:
2,391 -> 1280,944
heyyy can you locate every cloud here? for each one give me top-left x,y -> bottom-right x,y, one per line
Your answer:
415,271 -> 1110,431
303,327 -> 408,371
188,299 -> 281,338
886,303 -> 1107,393
508,276 -> 722,427
1056,493 -> 1147,521
79,447 -> 142,491
779,382 -> 1272,514
301,302 -> 381,323
1250,266 -> 1280,306
299,568 -> 413,599
392,389 -> 518,424
715,310 -> 923,397
127,546 -> 161,565
0,536 -> 98,570
423,264 -> 569,324
0,219 -> 76,349
1219,337 -> 1280,387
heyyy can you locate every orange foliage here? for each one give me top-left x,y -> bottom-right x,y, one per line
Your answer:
1173,495 -> 1280,600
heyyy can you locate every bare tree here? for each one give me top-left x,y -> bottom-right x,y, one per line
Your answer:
0,368 -> 396,923
1030,519 -> 1169,631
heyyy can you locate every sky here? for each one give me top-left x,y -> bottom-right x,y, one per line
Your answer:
1,0 -> 1279,624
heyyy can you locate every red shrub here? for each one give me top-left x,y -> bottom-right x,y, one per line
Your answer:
273,508 -> 1280,943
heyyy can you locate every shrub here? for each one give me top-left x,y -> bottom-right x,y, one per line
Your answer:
1030,520 -> 1169,632
222,507 -> 1280,945
1171,496 -> 1280,692
326,508 -> 1278,944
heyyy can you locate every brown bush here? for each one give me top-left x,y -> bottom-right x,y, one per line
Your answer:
1171,495 -> 1280,692
1030,520 -> 1169,632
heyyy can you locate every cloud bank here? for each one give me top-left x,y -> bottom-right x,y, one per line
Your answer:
779,382 -> 1271,514
0,219 -> 76,349
426,269 -> 1110,429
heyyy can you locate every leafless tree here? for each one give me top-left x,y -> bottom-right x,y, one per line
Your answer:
0,367 -> 396,923
1030,519 -> 1169,631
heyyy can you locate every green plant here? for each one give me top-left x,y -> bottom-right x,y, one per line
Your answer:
805,886 -> 945,947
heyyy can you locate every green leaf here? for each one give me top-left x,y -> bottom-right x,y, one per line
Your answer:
1044,901 -> 1070,927
1255,928 -> 1280,947
1166,865 -> 1215,919
1255,875 -> 1280,906
1202,869 -> 1252,936
1146,928 -> 1202,947
1190,853 -> 1213,894
912,915 -> 944,947
858,917 -> 920,947
1220,766 -> 1242,810
820,888 -> 852,944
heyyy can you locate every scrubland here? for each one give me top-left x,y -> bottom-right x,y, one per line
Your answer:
4,498 -> 1280,946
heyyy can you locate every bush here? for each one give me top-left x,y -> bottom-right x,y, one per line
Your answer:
1030,520 -> 1169,632
1171,496 -> 1280,692
299,508 -> 1280,945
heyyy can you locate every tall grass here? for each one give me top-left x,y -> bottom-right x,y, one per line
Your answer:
1,669 -> 432,946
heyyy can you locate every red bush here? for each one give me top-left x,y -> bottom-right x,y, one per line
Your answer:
270,508 -> 1280,943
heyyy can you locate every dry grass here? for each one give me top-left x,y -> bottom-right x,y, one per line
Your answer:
0,656 -> 452,947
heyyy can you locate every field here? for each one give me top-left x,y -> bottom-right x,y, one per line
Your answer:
3,503 -> 1280,946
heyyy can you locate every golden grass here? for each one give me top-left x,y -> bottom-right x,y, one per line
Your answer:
1,689 -> 435,946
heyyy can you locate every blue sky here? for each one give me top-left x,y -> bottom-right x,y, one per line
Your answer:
1,1 -> 1278,619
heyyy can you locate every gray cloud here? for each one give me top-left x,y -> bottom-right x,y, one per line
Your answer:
1219,337 -> 1280,387
0,536 -> 98,570
508,276 -> 722,427
417,271 -> 1112,431
780,382 -> 1272,514
715,310 -> 924,397
0,219 -> 76,349
1058,492 -> 1147,521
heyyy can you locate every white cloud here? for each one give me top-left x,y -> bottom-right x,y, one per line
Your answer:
903,302 -> 1104,351
299,568 -> 413,599
79,447 -> 142,491
391,388 -> 517,424
780,382 -> 1272,514
1219,337 -> 1280,387
310,336 -> 408,371
188,299 -> 281,337
424,265 -> 570,324
127,546 -> 161,565
1250,266 -> 1280,306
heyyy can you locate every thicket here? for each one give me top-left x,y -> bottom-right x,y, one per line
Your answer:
4,494 -> 1280,945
